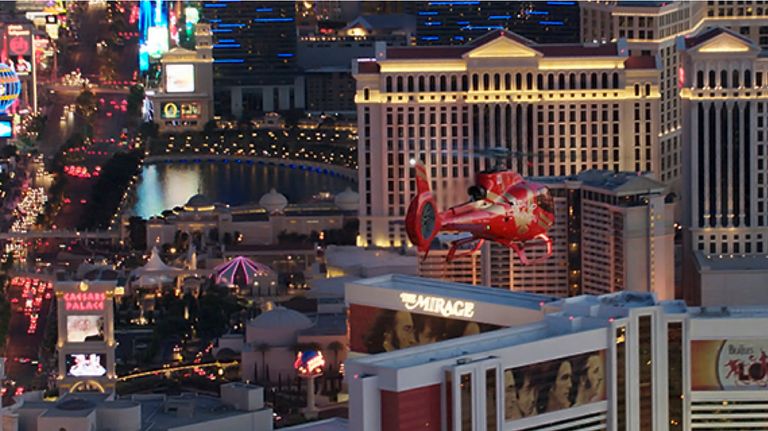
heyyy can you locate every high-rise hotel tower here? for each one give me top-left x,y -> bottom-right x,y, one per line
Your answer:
354,30 -> 660,250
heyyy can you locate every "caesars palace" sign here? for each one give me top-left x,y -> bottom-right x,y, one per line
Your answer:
400,292 -> 475,319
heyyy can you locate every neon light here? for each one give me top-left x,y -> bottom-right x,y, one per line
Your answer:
489,15 -> 511,19
528,10 -> 549,15
211,29 -> 233,33
420,36 -> 439,41
462,25 -> 504,31
294,351 -> 325,376
276,53 -> 294,57
214,58 -> 244,63
217,39 -> 235,43
217,23 -> 245,28
539,20 -> 564,25
253,17 -> 294,23
255,7 -> 272,12
418,11 -> 438,15
400,293 -> 475,318
64,292 -> 106,311
213,256 -> 271,285
209,19 -> 222,22
214,44 -> 241,48
203,3 -> 227,8
453,36 -> 465,40
457,20 -> 470,24
424,21 -> 442,26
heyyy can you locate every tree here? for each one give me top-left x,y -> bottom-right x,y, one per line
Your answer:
75,86 -> 97,125
126,84 -> 145,120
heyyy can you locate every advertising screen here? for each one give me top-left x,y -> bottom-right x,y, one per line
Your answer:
165,64 -> 195,93
181,102 -> 200,119
348,303 -> 499,354
66,315 -> 104,342
161,102 -> 180,119
503,350 -> 607,421
160,102 -> 200,120
65,353 -> 107,377
0,120 -> 12,138
692,340 -> 768,390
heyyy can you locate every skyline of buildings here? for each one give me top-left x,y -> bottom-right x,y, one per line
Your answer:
5,1 -> 768,430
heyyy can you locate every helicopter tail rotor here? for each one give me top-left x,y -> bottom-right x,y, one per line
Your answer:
406,160 -> 442,257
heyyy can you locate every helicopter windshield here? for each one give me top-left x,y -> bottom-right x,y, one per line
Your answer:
468,185 -> 487,201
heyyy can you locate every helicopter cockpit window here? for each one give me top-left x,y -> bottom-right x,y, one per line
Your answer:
468,186 -> 487,201
535,190 -> 554,214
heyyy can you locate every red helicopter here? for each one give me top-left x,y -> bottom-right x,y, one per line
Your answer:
405,157 -> 555,265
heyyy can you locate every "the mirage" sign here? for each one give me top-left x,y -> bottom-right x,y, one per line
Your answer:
399,292 -> 475,318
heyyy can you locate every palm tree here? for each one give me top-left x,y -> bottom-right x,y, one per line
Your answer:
255,343 -> 270,383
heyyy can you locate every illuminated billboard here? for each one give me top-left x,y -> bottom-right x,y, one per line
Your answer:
503,350 -> 607,421
147,25 -> 169,58
349,303 -> 499,354
692,340 -> 768,390
0,119 -> 12,138
66,315 -> 104,342
165,64 -> 194,93
161,101 -> 200,119
65,353 -> 107,377
63,291 -> 105,312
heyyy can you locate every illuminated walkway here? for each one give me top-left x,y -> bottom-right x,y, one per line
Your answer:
117,361 -> 239,381
0,230 -> 120,240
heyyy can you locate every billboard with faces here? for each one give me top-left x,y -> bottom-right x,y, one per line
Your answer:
66,315 -> 104,342
503,350 -> 607,421
348,303 -> 500,354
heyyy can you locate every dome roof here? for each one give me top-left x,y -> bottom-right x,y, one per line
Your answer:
334,187 -> 359,211
248,307 -> 312,332
259,188 -> 288,213
184,194 -> 214,211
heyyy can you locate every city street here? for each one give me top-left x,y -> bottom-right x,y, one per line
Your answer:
3,276 -> 54,395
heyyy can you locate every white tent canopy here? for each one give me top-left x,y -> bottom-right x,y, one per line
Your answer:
131,247 -> 183,287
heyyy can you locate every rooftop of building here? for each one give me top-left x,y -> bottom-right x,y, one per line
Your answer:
15,389 -> 268,431
693,251 -> 768,271
683,26 -> 756,50
298,312 -> 347,336
325,246 -> 417,275
377,30 -> 623,61
532,169 -> 668,196
347,274 -> 768,371
351,274 -> 557,311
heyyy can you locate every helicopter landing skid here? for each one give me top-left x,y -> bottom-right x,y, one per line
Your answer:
503,233 -> 553,265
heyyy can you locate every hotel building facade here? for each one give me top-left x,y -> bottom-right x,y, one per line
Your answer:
679,27 -> 768,306
345,274 -> 768,431
354,30 -> 661,250
580,1 -> 768,189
